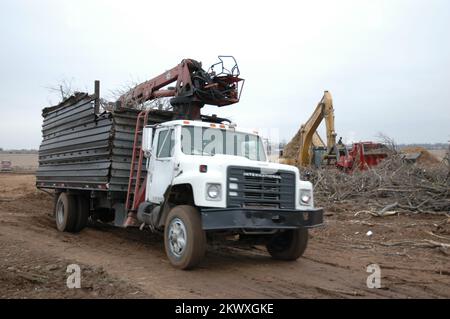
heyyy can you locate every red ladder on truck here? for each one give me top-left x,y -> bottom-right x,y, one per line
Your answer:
124,110 -> 151,227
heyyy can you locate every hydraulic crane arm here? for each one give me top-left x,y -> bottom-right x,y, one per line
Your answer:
117,57 -> 244,120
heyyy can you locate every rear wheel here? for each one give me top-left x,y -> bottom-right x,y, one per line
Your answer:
73,195 -> 89,232
55,192 -> 78,232
164,205 -> 206,270
266,229 -> 309,260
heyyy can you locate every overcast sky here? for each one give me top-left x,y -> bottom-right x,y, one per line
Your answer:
0,0 -> 449,149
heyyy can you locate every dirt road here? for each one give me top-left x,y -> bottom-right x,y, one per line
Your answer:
0,174 -> 449,298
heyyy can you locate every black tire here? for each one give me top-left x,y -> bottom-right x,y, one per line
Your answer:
52,192 -> 61,217
164,205 -> 206,270
73,195 -> 89,232
55,192 -> 78,232
266,229 -> 309,261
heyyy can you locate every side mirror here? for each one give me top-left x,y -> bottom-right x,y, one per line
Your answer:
303,171 -> 311,181
142,126 -> 154,158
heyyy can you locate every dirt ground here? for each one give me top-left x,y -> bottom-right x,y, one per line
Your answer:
0,173 -> 449,299
429,149 -> 448,162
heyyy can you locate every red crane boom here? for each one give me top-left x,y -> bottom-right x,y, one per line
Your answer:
118,56 -> 243,119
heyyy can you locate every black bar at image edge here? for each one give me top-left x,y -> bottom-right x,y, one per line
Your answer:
0,299 -> 443,317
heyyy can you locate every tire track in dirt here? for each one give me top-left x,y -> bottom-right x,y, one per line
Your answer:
1,174 -> 449,298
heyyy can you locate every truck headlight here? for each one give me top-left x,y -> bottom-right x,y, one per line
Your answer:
299,189 -> 312,205
206,183 -> 222,201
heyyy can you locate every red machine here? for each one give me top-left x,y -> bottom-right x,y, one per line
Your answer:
336,142 -> 388,171
121,56 -> 244,225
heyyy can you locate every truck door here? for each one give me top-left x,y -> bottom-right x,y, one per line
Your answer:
146,128 -> 175,204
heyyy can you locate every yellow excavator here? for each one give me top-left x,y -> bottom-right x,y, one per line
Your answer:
283,91 -> 344,167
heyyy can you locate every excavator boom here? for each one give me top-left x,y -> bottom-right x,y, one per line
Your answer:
296,91 -> 336,166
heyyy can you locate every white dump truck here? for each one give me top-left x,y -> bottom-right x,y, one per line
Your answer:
36,57 -> 323,269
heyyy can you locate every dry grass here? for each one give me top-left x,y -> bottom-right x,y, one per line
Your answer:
0,153 -> 38,171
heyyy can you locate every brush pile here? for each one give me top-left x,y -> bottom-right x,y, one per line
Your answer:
305,155 -> 450,215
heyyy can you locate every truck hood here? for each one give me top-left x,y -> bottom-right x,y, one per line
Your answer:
174,154 -> 309,210
180,154 -> 299,175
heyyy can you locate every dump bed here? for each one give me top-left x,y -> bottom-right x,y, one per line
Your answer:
36,93 -> 171,193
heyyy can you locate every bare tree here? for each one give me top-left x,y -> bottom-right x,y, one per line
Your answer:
444,140 -> 450,167
376,132 -> 397,152
46,78 -> 176,112
109,80 -> 173,111
109,80 -> 140,109
45,78 -> 76,101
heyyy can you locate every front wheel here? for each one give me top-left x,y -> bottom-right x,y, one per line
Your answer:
266,229 -> 309,261
164,205 -> 206,270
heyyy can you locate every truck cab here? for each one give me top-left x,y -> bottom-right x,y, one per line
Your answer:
138,120 -> 323,268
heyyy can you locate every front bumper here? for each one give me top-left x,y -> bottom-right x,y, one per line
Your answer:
200,207 -> 324,231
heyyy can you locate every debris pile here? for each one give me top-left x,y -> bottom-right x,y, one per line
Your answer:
306,155 -> 450,215
401,146 -> 440,165
283,128 -> 303,159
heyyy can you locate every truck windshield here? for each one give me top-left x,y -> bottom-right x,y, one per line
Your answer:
181,126 -> 267,161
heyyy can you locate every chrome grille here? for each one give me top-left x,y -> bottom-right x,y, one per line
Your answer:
227,166 -> 295,209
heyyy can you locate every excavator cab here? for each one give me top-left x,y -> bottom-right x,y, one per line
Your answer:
312,143 -> 348,168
